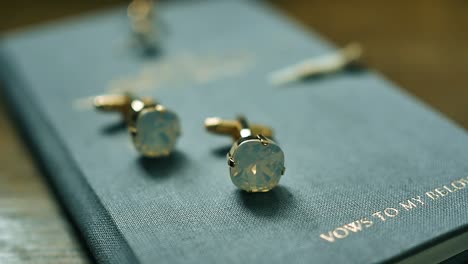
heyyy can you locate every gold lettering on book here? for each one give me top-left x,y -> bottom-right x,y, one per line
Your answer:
319,176 -> 468,243
109,52 -> 255,94
73,51 -> 255,111
319,218 -> 373,243
399,195 -> 424,211
426,178 -> 467,200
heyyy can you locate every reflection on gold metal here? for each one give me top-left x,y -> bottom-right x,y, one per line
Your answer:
94,93 -> 181,157
205,116 -> 273,141
269,42 -> 363,86
94,93 -> 154,123
205,116 -> 285,192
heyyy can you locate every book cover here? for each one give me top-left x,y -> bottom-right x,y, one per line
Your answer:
1,1 -> 467,263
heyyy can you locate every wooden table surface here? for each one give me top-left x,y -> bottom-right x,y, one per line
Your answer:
0,1 -> 467,263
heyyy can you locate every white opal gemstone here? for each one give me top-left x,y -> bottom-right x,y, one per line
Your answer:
229,139 -> 285,192
133,108 -> 180,157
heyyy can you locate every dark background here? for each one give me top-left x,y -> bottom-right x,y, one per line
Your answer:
0,1 -> 466,263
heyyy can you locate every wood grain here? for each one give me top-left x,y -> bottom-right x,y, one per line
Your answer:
0,101 -> 89,264
0,1 -> 467,263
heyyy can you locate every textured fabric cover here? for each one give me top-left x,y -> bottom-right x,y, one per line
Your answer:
1,1 -> 467,263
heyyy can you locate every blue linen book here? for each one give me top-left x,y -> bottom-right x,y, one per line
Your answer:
1,1 -> 467,263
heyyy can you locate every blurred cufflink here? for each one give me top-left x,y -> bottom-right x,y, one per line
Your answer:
269,42 -> 363,86
94,93 -> 180,157
127,0 -> 160,54
205,116 -> 285,192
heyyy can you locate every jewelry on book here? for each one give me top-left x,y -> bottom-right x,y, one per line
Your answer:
269,42 -> 363,86
94,94 -> 180,157
128,0 -> 160,53
205,116 -> 285,192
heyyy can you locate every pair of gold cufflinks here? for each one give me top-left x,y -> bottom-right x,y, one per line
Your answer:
94,94 -> 285,193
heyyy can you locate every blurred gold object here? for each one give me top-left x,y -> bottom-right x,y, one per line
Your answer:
269,42 -> 363,86
127,0 -> 159,52
94,93 -> 154,123
205,117 -> 273,141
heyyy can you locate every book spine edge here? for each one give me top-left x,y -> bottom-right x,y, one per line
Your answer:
0,48 -> 139,264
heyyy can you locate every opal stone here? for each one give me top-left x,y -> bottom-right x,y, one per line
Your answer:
133,108 -> 180,157
229,138 -> 285,192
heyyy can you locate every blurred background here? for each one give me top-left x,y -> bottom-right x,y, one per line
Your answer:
2,0 -> 467,127
0,1 -> 467,263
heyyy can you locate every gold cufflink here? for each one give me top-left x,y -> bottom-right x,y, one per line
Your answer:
205,116 -> 285,192
94,94 -> 180,157
269,42 -> 363,86
127,0 -> 160,54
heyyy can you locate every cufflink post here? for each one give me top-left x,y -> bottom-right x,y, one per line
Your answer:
204,116 -> 273,141
269,42 -> 363,86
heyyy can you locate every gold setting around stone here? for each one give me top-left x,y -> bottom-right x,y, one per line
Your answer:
94,93 -> 180,157
205,116 -> 285,192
